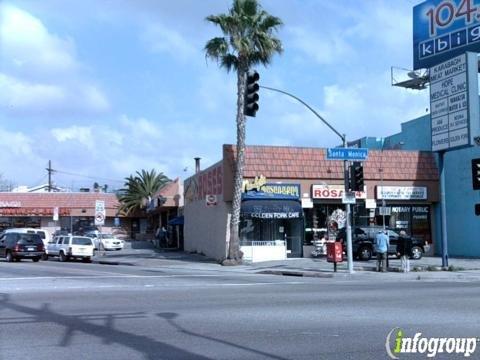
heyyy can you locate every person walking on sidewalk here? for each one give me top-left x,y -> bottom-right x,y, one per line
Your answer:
375,230 -> 389,272
397,231 -> 412,272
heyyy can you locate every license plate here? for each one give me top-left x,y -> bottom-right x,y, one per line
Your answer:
27,247 -> 34,251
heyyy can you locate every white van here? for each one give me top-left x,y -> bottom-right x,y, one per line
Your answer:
3,228 -> 52,247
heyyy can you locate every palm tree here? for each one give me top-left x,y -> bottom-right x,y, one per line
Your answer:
117,169 -> 170,215
205,0 -> 283,264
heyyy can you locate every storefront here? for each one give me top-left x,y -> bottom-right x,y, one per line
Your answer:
303,184 -> 367,244
240,186 -> 303,259
0,193 -> 125,236
183,144 -> 439,262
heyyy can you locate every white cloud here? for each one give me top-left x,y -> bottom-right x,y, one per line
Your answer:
51,126 -> 95,149
0,5 -> 78,78
0,4 -> 110,117
288,26 -> 355,65
141,22 -> 198,61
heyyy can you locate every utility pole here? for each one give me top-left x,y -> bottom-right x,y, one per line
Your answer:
261,85 -> 354,274
46,160 -> 53,192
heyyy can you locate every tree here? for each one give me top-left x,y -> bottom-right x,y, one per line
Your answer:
205,0 -> 283,264
117,169 -> 170,215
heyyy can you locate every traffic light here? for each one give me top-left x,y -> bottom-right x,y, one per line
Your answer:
475,204 -> 480,216
244,70 -> 259,117
350,162 -> 364,192
472,158 -> 480,190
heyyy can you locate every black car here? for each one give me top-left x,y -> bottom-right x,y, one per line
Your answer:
351,227 -> 427,261
0,232 -> 45,262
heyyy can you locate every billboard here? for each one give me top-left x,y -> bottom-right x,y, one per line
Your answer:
430,52 -> 480,151
413,0 -> 480,69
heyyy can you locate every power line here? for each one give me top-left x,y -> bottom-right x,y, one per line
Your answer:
53,169 -> 125,184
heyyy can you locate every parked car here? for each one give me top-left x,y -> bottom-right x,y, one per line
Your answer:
0,232 -> 45,262
351,227 -> 428,261
3,227 -> 52,247
85,231 -> 124,251
45,235 -> 94,262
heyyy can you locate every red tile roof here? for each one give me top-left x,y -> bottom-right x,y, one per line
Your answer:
224,145 -> 439,181
0,192 -> 119,209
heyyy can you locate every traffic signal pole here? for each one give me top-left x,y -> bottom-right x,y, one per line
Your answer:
343,137 -> 354,274
261,85 -> 354,274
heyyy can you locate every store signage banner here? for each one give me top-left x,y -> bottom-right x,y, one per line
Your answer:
413,0 -> 480,69
0,201 -> 21,208
312,185 -> 366,199
377,186 -> 427,200
430,52 -> 480,151
261,183 -> 301,198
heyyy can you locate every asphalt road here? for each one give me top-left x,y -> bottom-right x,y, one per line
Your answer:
0,260 -> 479,360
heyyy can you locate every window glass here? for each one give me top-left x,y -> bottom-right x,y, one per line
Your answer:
72,237 -> 92,246
17,234 -> 42,244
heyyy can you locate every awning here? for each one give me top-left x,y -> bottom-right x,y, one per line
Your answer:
168,216 -> 184,225
241,200 -> 303,220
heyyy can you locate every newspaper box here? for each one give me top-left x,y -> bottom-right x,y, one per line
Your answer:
327,242 -> 343,263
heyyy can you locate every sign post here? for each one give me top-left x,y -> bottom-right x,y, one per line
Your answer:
95,200 -> 106,256
94,200 -> 106,227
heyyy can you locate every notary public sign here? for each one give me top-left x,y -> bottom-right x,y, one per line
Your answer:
430,52 -> 480,151
413,0 -> 480,69
326,148 -> 368,161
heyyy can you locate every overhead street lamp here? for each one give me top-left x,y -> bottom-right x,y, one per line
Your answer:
261,85 -> 354,274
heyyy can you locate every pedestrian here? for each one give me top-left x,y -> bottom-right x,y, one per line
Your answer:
397,232 -> 412,272
375,230 -> 389,272
154,226 -> 162,248
160,226 -> 168,248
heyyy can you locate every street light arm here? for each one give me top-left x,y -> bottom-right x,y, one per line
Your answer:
260,85 -> 345,143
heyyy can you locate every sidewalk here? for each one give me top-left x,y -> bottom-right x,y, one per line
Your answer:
92,240 -> 480,281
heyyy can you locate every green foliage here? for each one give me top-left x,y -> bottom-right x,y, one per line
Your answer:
205,0 -> 283,72
117,169 -> 170,215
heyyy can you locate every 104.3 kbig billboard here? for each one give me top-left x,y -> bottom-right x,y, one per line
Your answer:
414,0 -> 480,69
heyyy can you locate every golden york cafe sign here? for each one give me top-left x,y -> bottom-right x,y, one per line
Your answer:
242,176 -> 301,198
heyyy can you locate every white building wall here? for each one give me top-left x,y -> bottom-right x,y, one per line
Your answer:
184,196 -> 230,261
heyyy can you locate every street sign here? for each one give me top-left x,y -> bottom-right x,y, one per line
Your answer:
95,200 -> 105,226
342,191 -> 356,204
326,148 -> 368,161
378,206 -> 391,216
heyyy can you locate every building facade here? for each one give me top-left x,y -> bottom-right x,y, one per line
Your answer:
0,192 -> 127,236
360,114 -> 480,257
184,144 -> 439,262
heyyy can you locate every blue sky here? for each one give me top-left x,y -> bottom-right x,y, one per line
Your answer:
0,0 -> 428,190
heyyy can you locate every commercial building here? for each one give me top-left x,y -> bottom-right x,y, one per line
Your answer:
358,114 -> 480,257
184,144 -> 439,262
0,192 -> 125,236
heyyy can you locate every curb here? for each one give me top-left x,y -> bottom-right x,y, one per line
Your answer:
93,259 -> 135,266
256,270 -> 334,278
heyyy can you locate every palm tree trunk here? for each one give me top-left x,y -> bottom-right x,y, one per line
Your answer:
227,65 -> 248,263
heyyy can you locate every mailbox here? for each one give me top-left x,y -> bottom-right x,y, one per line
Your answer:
327,242 -> 343,263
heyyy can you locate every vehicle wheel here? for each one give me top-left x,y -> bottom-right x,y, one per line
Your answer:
357,246 -> 372,261
42,253 -> 48,261
59,251 -> 67,262
32,257 -> 40,262
6,251 -> 13,263
410,246 -> 423,260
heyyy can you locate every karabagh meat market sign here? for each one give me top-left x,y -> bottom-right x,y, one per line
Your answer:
312,185 -> 366,199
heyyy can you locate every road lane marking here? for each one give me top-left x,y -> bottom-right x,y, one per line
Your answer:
0,274 -> 227,281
